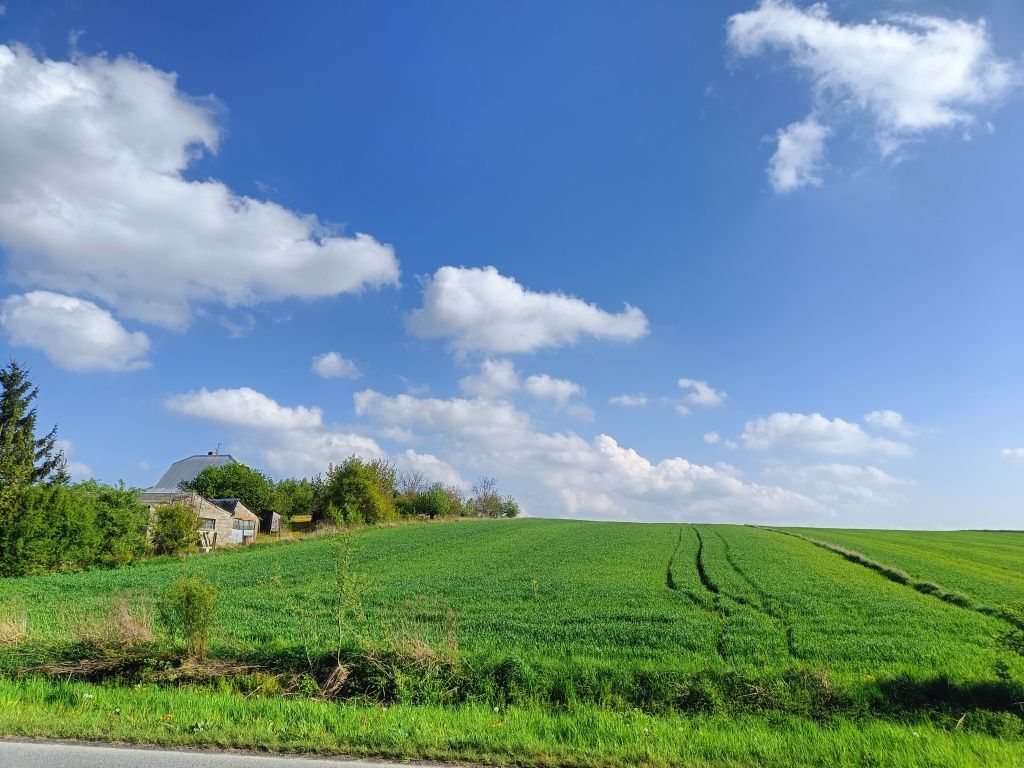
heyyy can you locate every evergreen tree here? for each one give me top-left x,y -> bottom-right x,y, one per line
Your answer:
0,360 -> 68,489
0,360 -> 68,575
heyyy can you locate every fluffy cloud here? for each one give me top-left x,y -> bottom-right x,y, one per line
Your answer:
165,386 -> 382,477
863,409 -> 915,437
674,378 -> 727,415
763,461 -> 908,515
407,266 -> 648,354
523,374 -> 581,404
0,291 -> 150,372
311,352 -> 362,380
355,389 -> 822,522
396,449 -> 468,490
459,358 -> 520,399
609,394 -> 648,407
1002,448 -> 1024,466
458,358 -> 587,413
704,432 -> 721,445
740,412 -> 912,456
165,387 -> 323,431
727,1 -> 1018,184
768,117 -> 829,192
0,44 -> 399,330
679,378 -> 726,407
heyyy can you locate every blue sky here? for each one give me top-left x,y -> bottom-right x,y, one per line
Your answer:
1,0 -> 1022,527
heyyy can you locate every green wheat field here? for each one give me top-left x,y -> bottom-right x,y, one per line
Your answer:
1,519 -> 1023,767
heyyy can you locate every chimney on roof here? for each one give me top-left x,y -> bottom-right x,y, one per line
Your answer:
208,451 -> 215,456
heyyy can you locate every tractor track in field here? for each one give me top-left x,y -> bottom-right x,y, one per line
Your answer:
666,527 -> 682,590
706,527 -> 800,659
691,526 -> 732,661
692,526 -> 720,595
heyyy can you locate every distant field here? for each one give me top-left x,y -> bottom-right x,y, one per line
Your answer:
789,527 -> 1024,608
2,519 -> 1023,766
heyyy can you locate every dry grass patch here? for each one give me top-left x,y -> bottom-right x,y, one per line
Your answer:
74,594 -> 155,650
0,610 -> 28,646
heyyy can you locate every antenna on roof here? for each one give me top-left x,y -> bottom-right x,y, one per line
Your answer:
216,443 -> 224,456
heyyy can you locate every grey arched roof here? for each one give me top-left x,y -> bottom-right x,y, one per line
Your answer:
149,454 -> 237,493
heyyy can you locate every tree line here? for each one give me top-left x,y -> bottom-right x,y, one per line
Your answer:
0,361 -> 149,576
0,360 -> 519,576
183,455 -> 520,527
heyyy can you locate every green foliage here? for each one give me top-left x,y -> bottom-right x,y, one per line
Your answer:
274,477 -> 318,522
468,476 -> 519,518
322,457 -> 397,525
157,574 -> 218,659
181,462 -> 275,514
84,481 -> 149,568
150,502 -> 199,556
0,361 -> 70,576
0,360 -> 68,492
415,484 -> 452,519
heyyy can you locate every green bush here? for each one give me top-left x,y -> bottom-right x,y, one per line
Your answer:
151,502 -> 199,556
157,574 -> 218,659
322,457 -> 397,525
181,462 -> 276,514
416,484 -> 452,519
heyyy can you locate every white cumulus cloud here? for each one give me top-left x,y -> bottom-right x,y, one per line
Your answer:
727,1 -> 1019,181
523,374 -> 582,404
458,358 -> 587,413
768,117 -> 830,191
459,358 -> 521,399
740,412 -> 912,456
863,409 -> 916,437
312,352 -> 362,380
354,389 -> 822,523
396,449 -> 468,491
407,266 -> 648,355
165,387 -> 323,431
679,378 -> 727,407
609,394 -> 648,407
0,291 -> 150,372
0,44 -> 399,330
763,461 -> 908,515
165,386 -> 381,477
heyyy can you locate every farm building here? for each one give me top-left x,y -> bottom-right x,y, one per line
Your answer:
141,453 -> 261,550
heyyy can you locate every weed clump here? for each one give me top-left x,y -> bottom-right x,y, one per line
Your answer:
74,595 -> 154,651
157,574 -> 218,660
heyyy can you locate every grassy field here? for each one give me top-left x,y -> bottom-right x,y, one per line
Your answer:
1,519 -> 1023,766
790,527 -> 1024,608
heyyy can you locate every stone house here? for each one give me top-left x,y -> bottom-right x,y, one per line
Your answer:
141,453 -> 261,550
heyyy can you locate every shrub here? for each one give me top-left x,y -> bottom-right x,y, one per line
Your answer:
416,484 -> 452,519
469,477 -> 521,518
322,457 -> 397,525
157,574 -> 218,659
151,501 -> 199,556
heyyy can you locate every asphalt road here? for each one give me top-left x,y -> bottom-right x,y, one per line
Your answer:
0,739 -> 460,768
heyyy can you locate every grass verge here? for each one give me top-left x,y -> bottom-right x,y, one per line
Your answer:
1,677 -> 1022,768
